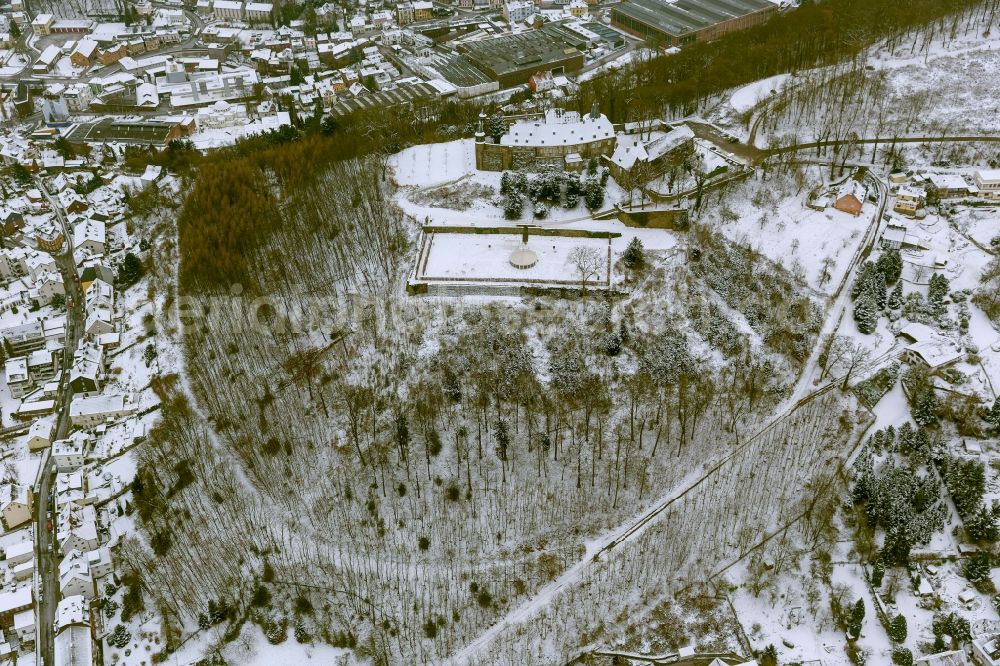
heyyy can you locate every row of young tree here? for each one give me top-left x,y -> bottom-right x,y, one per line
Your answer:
498,167 -> 609,219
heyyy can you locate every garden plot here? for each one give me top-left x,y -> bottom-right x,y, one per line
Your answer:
416,231 -> 611,287
951,206 -> 1000,250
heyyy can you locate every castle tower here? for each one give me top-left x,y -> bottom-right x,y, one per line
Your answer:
475,110 -> 487,170
475,110 -> 487,143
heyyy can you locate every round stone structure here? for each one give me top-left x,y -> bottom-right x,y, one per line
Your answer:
509,246 -> 538,269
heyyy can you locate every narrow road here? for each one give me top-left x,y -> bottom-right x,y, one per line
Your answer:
33,179 -> 86,666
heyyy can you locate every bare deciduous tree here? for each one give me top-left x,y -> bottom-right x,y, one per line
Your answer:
569,246 -> 604,296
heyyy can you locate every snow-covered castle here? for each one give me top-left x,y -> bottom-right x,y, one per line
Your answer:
475,103 -> 617,172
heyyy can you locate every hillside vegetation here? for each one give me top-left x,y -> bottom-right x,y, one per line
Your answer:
127,0 -> 1000,662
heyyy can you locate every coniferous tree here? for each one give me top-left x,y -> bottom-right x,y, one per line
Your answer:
928,273 -> 950,314
986,398 -> 1000,432
887,282 -> 903,310
876,250 -> 903,285
488,113 -> 506,143
854,293 -> 878,334
847,598 -> 865,639
503,193 -> 524,220
888,614 -> 907,642
623,237 -> 645,269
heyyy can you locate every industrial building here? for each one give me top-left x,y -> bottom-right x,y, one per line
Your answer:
458,23 -> 587,87
408,52 -> 500,98
328,80 -> 443,116
611,0 -> 778,47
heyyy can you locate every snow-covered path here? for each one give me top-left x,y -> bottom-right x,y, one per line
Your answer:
448,392 -> 814,664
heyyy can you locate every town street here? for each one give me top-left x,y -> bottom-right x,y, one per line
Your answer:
33,179 -> 86,666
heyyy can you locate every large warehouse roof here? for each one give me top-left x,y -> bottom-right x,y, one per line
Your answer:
460,23 -> 585,78
614,0 -> 776,39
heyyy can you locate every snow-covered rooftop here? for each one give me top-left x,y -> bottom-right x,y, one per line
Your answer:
501,109 -> 614,148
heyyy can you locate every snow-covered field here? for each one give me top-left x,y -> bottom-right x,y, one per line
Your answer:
729,73 -> 790,114
703,168 -> 873,296
419,232 -> 610,285
391,139 -> 478,188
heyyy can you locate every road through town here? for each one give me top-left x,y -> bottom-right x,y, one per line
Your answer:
33,179 -> 86,666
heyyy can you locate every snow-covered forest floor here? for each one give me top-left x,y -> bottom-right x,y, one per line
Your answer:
105,5 -> 1000,666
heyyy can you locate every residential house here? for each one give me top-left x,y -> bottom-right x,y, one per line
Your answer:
568,0 -> 588,17
881,222 -> 907,250
87,547 -> 113,579
26,416 -> 55,452
12,559 -> 33,582
69,394 -> 135,429
973,634 -> 1000,666
57,503 -> 99,554
56,470 -> 88,509
413,0 -> 433,20
926,173 -> 972,199
34,44 -> 62,74
84,279 -> 115,338
73,219 -> 106,256
245,1 -> 273,23
36,225 -> 66,252
69,341 -> 104,395
55,623 -> 92,666
56,594 -> 88,631
98,42 -> 128,65
604,123 -> 694,182
70,39 -> 99,67
0,588 -> 32,625
13,610 -> 34,645
52,437 -> 86,472
4,540 -> 34,566
31,13 -> 54,36
5,356 -> 32,399
0,247 -> 29,278
0,485 -> 32,529
59,552 -> 95,600
504,0 -> 535,23
396,2 -> 415,24
25,251 -> 58,280
894,185 -> 926,216
14,399 -> 56,421
32,271 -> 65,306
914,651 -> 969,666
833,179 -> 866,216
58,189 -> 88,214
28,349 -> 56,382
214,0 -> 244,20
974,169 -> 1000,200
899,324 -> 963,370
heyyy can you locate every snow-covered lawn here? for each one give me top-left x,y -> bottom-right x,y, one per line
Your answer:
419,232 -> 610,285
730,73 -> 790,114
951,206 -> 1000,250
390,139 -> 477,188
706,175 -> 872,296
